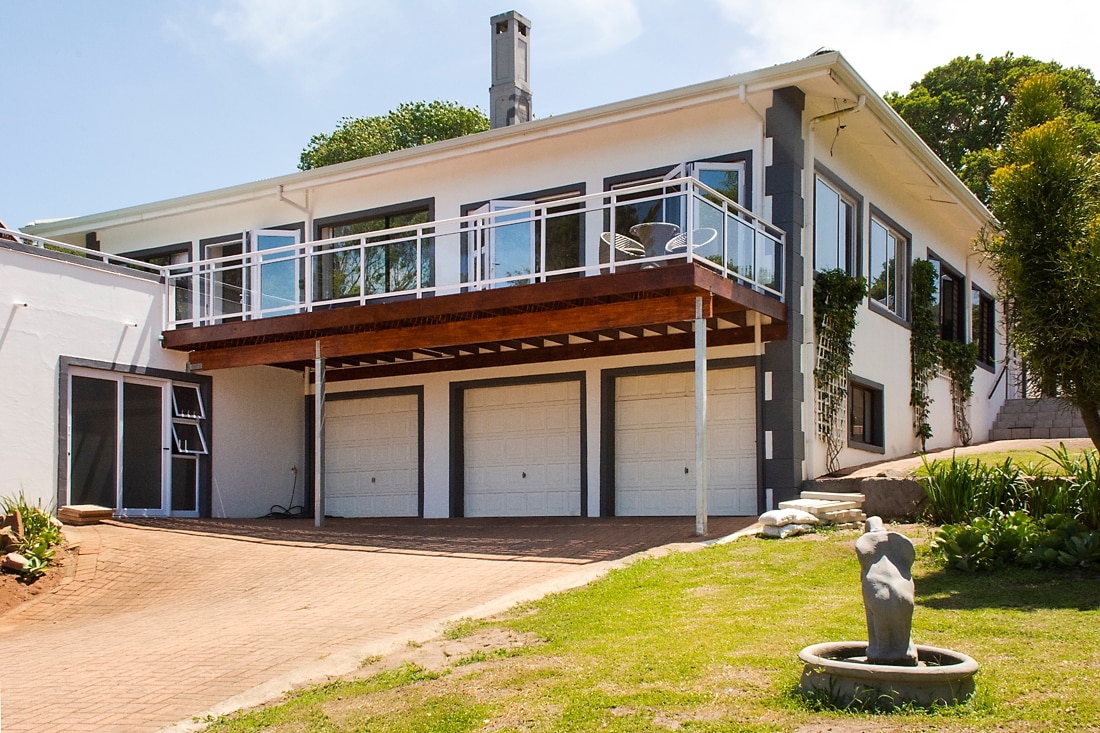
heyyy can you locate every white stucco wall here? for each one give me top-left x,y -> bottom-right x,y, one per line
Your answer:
208,365 -> 304,518
0,245 -> 185,509
0,245 -> 305,517
804,121 -> 1005,478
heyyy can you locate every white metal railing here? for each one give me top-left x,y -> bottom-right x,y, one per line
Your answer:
165,178 -> 784,328
1,178 -> 785,330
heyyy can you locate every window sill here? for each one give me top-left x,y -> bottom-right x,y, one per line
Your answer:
867,299 -> 911,329
847,439 -> 885,454
977,359 -> 995,374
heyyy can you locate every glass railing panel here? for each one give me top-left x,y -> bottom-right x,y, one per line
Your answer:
724,214 -> 756,283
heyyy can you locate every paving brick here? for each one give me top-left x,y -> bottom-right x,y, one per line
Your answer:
0,516 -> 751,732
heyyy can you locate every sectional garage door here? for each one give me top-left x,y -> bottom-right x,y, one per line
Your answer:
325,392 -> 420,517
615,368 -> 756,516
463,380 -> 582,517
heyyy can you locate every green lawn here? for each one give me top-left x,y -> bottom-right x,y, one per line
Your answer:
917,447 -> 1095,475
206,528 -> 1100,732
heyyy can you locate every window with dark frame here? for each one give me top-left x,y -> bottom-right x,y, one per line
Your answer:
972,286 -> 996,366
928,254 -> 966,342
849,379 -> 884,448
814,173 -> 859,276
316,203 -> 433,300
868,214 -> 909,320
462,186 -> 584,285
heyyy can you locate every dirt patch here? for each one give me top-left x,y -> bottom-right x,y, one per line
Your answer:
362,625 -> 537,675
0,543 -> 73,616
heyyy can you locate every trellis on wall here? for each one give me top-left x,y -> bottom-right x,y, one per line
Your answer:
812,269 -> 868,475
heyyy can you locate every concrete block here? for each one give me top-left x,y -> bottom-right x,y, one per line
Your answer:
1009,427 -> 1033,439
58,505 -> 115,526
859,477 -> 929,521
1030,427 -> 1051,439
801,491 -> 865,504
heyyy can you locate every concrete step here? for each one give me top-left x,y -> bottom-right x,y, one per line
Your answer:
58,504 -> 115,526
800,491 -> 865,504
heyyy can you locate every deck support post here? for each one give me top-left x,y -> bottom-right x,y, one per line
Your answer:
695,296 -> 708,537
314,340 -> 326,528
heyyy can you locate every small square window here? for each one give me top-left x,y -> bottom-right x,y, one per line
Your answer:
972,287 -> 996,366
849,379 -> 884,449
172,422 -> 208,455
171,384 -> 205,419
929,254 -> 966,342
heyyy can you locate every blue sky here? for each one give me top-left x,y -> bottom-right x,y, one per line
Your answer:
3,0 -> 1099,231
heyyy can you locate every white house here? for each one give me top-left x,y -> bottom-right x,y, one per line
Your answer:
4,17 -> 1001,522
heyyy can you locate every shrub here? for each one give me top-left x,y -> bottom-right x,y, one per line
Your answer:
922,447 -> 1100,529
932,511 -> 1100,571
1,492 -> 63,578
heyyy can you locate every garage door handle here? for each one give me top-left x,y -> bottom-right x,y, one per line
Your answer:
684,467 -> 689,474
522,471 -> 527,479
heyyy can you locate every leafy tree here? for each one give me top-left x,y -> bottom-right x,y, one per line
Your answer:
887,54 -> 1100,204
300,101 -> 489,170
982,74 -> 1100,449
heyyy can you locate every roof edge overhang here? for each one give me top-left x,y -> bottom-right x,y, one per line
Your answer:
823,54 -> 995,229
24,55 -> 841,238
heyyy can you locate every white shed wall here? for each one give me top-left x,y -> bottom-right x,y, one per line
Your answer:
0,247 -> 184,509
208,365 -> 304,518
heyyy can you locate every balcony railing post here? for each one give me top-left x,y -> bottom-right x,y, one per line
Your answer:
685,181 -> 694,264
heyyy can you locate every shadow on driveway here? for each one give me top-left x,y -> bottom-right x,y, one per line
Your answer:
116,515 -> 756,563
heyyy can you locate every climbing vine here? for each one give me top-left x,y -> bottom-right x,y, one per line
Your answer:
940,339 -> 978,446
813,269 -> 868,473
910,259 -> 940,451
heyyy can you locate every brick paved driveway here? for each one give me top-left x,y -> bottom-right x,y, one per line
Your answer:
0,516 -> 751,732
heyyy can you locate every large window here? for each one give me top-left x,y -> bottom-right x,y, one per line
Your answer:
316,202 -> 433,300
463,185 -> 584,286
849,378 -> 884,450
972,286 -> 996,367
868,213 -> 910,320
929,253 -> 966,342
814,173 -> 860,275
603,157 -> 747,263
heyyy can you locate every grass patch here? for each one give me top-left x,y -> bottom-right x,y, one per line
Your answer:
915,446 -> 1095,477
204,530 -> 1100,732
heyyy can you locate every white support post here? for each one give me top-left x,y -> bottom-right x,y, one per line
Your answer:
695,296 -> 709,537
314,340 -> 326,528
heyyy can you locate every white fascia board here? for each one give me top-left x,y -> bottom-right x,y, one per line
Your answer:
25,54 -> 843,238
826,56 -> 994,228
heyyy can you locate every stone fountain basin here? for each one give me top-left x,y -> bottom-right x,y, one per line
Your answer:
798,641 -> 978,709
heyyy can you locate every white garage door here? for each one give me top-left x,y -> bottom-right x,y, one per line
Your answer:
464,380 -> 582,517
615,368 -> 756,516
325,393 -> 419,517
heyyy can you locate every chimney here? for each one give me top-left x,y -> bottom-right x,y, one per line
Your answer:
489,10 -> 532,129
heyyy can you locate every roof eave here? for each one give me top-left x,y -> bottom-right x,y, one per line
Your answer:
24,54 -> 841,237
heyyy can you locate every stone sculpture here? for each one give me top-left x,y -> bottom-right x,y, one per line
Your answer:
855,516 -> 918,666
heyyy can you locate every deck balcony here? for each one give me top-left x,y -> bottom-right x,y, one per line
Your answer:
163,178 -> 784,329
3,179 -> 788,378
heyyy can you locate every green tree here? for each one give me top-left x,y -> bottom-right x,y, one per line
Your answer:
982,74 -> 1100,449
299,100 -> 489,170
887,53 -> 1100,204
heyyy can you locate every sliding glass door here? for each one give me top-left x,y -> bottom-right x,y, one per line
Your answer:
68,370 -> 204,517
